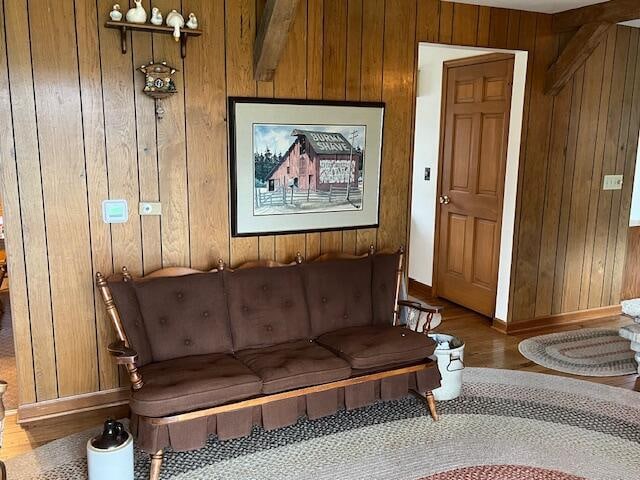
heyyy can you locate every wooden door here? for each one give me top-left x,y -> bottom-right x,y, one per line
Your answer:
435,54 -> 514,317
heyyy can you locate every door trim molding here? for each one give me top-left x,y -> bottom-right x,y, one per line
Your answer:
433,53 -> 515,313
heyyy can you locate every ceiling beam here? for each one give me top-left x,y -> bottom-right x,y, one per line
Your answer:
545,22 -> 610,96
552,0 -> 640,33
253,0 -> 300,82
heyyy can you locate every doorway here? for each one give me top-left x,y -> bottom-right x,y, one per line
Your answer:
408,43 -> 528,322
434,53 -> 515,318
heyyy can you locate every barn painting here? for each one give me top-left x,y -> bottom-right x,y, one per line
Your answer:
253,124 -> 366,215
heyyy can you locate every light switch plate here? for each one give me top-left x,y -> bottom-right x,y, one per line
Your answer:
102,199 -> 128,224
603,174 -> 623,190
139,202 -> 162,216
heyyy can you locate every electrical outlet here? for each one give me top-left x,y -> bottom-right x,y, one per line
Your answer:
139,202 -> 162,216
603,175 -> 623,191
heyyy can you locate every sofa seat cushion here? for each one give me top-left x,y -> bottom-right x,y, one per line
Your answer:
236,340 -> 351,394
317,326 -> 437,369
131,354 -> 262,417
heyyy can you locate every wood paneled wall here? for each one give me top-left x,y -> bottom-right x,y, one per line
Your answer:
0,0 -> 638,409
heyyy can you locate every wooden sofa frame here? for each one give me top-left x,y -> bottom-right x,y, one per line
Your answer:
96,247 -> 442,480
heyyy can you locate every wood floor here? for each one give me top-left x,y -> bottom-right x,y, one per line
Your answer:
1,295 -> 638,461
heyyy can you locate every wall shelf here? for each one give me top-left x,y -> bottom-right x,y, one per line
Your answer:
105,21 -> 203,59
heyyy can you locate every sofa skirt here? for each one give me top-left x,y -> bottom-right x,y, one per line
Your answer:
131,366 -> 441,454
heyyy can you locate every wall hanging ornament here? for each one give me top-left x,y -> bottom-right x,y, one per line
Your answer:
125,0 -> 147,23
165,10 -> 185,41
109,4 -> 122,21
138,62 -> 178,101
150,7 -> 163,25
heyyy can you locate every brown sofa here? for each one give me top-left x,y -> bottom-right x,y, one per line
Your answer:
96,249 -> 441,480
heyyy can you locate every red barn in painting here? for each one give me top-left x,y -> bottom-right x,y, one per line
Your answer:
266,129 -> 362,192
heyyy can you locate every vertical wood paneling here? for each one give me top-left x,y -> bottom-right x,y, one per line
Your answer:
622,227 -> 640,300
29,0 -> 97,396
438,1 -> 453,44
452,3 -> 478,46
588,27 -> 631,307
184,0 -> 230,267
417,0 -> 440,43
133,1 -> 162,274
97,0 -> 143,276
153,0 -> 190,268
378,0 -> 416,250
274,0 -> 307,263
320,0 -> 347,254
602,29 -> 639,303
476,6 -> 490,47
3,0 -> 640,411
357,0 -> 384,254
342,0 -> 363,255
75,0 -> 118,390
4,0 -> 57,400
561,38 -> 607,312
578,28 -> 617,310
226,0 -> 259,267
610,32 -> 640,304
305,0 -> 323,259
489,8 -> 509,49
552,68 -> 585,314
0,0 -> 36,404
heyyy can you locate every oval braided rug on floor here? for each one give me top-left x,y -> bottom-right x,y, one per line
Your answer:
518,328 -> 637,376
5,368 -> 640,480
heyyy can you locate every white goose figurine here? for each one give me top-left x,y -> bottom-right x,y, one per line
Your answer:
150,7 -> 163,26
186,13 -> 198,29
109,4 -> 123,21
125,0 -> 147,23
166,10 -> 185,42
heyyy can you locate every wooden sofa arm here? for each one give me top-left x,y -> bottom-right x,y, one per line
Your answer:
398,300 -> 443,334
108,340 -> 144,390
108,340 -> 139,365
398,299 -> 442,314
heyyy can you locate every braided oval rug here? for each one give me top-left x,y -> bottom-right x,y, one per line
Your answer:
5,368 -> 640,480
518,328 -> 637,377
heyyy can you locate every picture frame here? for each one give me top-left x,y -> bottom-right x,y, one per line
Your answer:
228,97 -> 385,237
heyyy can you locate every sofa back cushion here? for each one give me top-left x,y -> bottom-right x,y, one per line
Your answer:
302,257 -> 373,336
224,266 -> 310,350
133,272 -> 232,362
372,252 -> 400,325
107,276 -> 153,366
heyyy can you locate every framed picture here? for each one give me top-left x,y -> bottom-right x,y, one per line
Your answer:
229,97 -> 385,237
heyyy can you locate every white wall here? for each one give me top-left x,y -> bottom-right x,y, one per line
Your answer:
408,43 -> 528,321
631,132 -> 640,227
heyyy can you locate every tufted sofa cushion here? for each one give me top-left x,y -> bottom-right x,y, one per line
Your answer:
301,257 -> 373,337
224,266 -> 310,350
134,272 -> 232,362
372,252 -> 400,325
317,325 -> 437,369
235,340 -> 351,394
107,276 -> 153,366
131,353 -> 262,417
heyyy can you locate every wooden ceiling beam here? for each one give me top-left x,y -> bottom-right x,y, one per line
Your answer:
253,0 -> 300,81
552,0 -> 640,33
545,21 -> 610,96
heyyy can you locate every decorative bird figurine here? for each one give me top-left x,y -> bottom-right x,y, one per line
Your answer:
165,10 -> 185,42
125,0 -> 147,24
109,4 -> 122,21
150,7 -> 163,26
186,12 -> 198,29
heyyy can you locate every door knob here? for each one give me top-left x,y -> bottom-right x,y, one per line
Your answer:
439,195 -> 451,205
